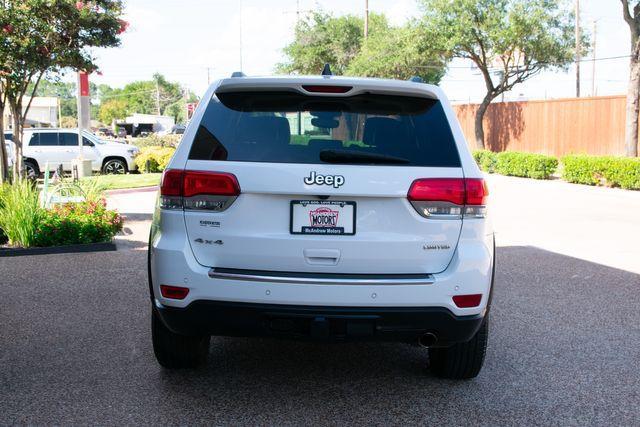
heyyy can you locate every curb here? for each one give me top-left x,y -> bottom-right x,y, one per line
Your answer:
104,186 -> 158,195
0,242 -> 117,257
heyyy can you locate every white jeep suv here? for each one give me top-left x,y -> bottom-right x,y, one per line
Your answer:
18,128 -> 138,176
149,74 -> 495,379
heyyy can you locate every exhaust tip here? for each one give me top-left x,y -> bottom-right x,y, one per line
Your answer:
418,332 -> 438,348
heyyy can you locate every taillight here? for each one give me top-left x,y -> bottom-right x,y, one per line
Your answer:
452,294 -> 482,308
160,169 -> 183,209
160,285 -> 190,300
407,178 -> 488,219
160,169 -> 240,211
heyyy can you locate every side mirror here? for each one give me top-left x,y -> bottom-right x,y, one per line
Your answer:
83,139 -> 94,147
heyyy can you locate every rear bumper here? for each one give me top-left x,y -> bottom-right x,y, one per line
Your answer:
154,300 -> 484,345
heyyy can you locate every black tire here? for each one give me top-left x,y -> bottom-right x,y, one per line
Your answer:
23,160 -> 39,180
102,158 -> 127,174
428,316 -> 489,379
152,308 -> 210,369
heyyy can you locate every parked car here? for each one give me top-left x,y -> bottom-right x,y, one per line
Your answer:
148,73 -> 494,379
17,128 -> 139,176
170,124 -> 186,135
3,133 -> 14,170
96,127 -> 115,138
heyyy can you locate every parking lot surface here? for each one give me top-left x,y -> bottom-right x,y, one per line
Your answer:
2,176 -> 639,425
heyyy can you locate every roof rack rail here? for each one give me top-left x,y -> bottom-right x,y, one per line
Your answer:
408,76 -> 424,83
321,63 -> 332,76
231,71 -> 246,78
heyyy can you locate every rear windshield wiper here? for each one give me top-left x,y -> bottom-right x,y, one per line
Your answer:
319,149 -> 410,165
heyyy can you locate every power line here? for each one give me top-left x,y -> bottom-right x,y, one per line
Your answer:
404,54 -> 633,72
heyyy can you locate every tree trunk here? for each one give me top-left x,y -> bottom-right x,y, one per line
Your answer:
474,93 -> 495,150
10,101 -> 24,181
0,111 -> 8,183
625,57 -> 640,157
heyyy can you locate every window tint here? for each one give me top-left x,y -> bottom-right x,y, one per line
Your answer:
27,133 -> 40,146
37,133 -> 60,146
188,91 -> 461,167
4,133 -> 12,141
59,133 -> 79,146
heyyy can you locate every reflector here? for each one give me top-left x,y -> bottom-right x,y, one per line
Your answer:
452,294 -> 482,308
160,285 -> 190,300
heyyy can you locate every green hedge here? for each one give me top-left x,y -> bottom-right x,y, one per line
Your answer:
494,152 -> 558,179
473,150 -> 558,179
131,134 -> 181,148
472,150 -> 498,173
561,155 -> 640,190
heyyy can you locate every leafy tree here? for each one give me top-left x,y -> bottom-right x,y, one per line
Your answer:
98,98 -> 129,125
0,0 -> 125,180
28,78 -> 77,116
277,11 -> 389,75
419,0 -> 577,149
347,21 -> 448,83
621,0 -> 640,157
60,116 -> 77,128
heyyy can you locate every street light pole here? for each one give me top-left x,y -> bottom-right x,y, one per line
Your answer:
364,0 -> 369,39
239,0 -> 243,71
575,0 -> 581,97
591,20 -> 597,97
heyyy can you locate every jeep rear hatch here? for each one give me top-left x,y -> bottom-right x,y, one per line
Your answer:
167,88 -> 477,274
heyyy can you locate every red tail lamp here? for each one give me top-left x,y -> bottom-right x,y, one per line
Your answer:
160,285 -> 190,300
452,294 -> 482,308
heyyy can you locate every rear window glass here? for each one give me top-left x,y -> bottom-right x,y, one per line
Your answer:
189,91 -> 460,167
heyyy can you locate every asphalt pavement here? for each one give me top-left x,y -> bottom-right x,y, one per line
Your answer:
1,176 -> 639,425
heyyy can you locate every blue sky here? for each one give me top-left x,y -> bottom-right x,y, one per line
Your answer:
88,0 -> 629,103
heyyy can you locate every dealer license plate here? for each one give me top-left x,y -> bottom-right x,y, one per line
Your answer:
290,200 -> 356,235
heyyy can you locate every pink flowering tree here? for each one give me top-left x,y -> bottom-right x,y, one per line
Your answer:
0,0 -> 127,181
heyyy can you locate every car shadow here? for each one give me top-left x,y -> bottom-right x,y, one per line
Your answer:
2,245 -> 639,424
147,245 -> 640,424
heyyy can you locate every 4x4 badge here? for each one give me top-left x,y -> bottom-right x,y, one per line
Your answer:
304,171 -> 345,188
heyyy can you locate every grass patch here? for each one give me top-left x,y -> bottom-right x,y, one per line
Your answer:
83,173 -> 161,190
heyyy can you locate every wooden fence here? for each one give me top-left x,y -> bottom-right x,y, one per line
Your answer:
452,95 -> 628,157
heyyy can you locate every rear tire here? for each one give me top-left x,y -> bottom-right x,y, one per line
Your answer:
152,308 -> 210,369
24,160 -> 39,180
429,315 -> 489,379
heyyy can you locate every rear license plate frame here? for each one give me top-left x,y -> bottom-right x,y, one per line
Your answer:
290,200 -> 356,235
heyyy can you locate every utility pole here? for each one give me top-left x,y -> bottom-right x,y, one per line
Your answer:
239,0 -> 243,71
364,0 -> 369,39
206,67 -> 212,85
591,20 -> 597,97
575,0 -> 580,97
155,79 -> 161,115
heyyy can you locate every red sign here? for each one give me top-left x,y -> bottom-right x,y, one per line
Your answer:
79,72 -> 90,97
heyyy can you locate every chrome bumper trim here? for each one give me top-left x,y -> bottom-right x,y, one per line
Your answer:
207,269 -> 435,285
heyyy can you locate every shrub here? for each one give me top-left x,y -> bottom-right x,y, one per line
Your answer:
134,146 -> 176,173
0,180 -> 42,247
561,155 -> 640,190
473,150 -> 498,173
494,151 -> 558,179
131,134 -> 181,148
0,184 -> 8,244
34,200 -> 123,247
